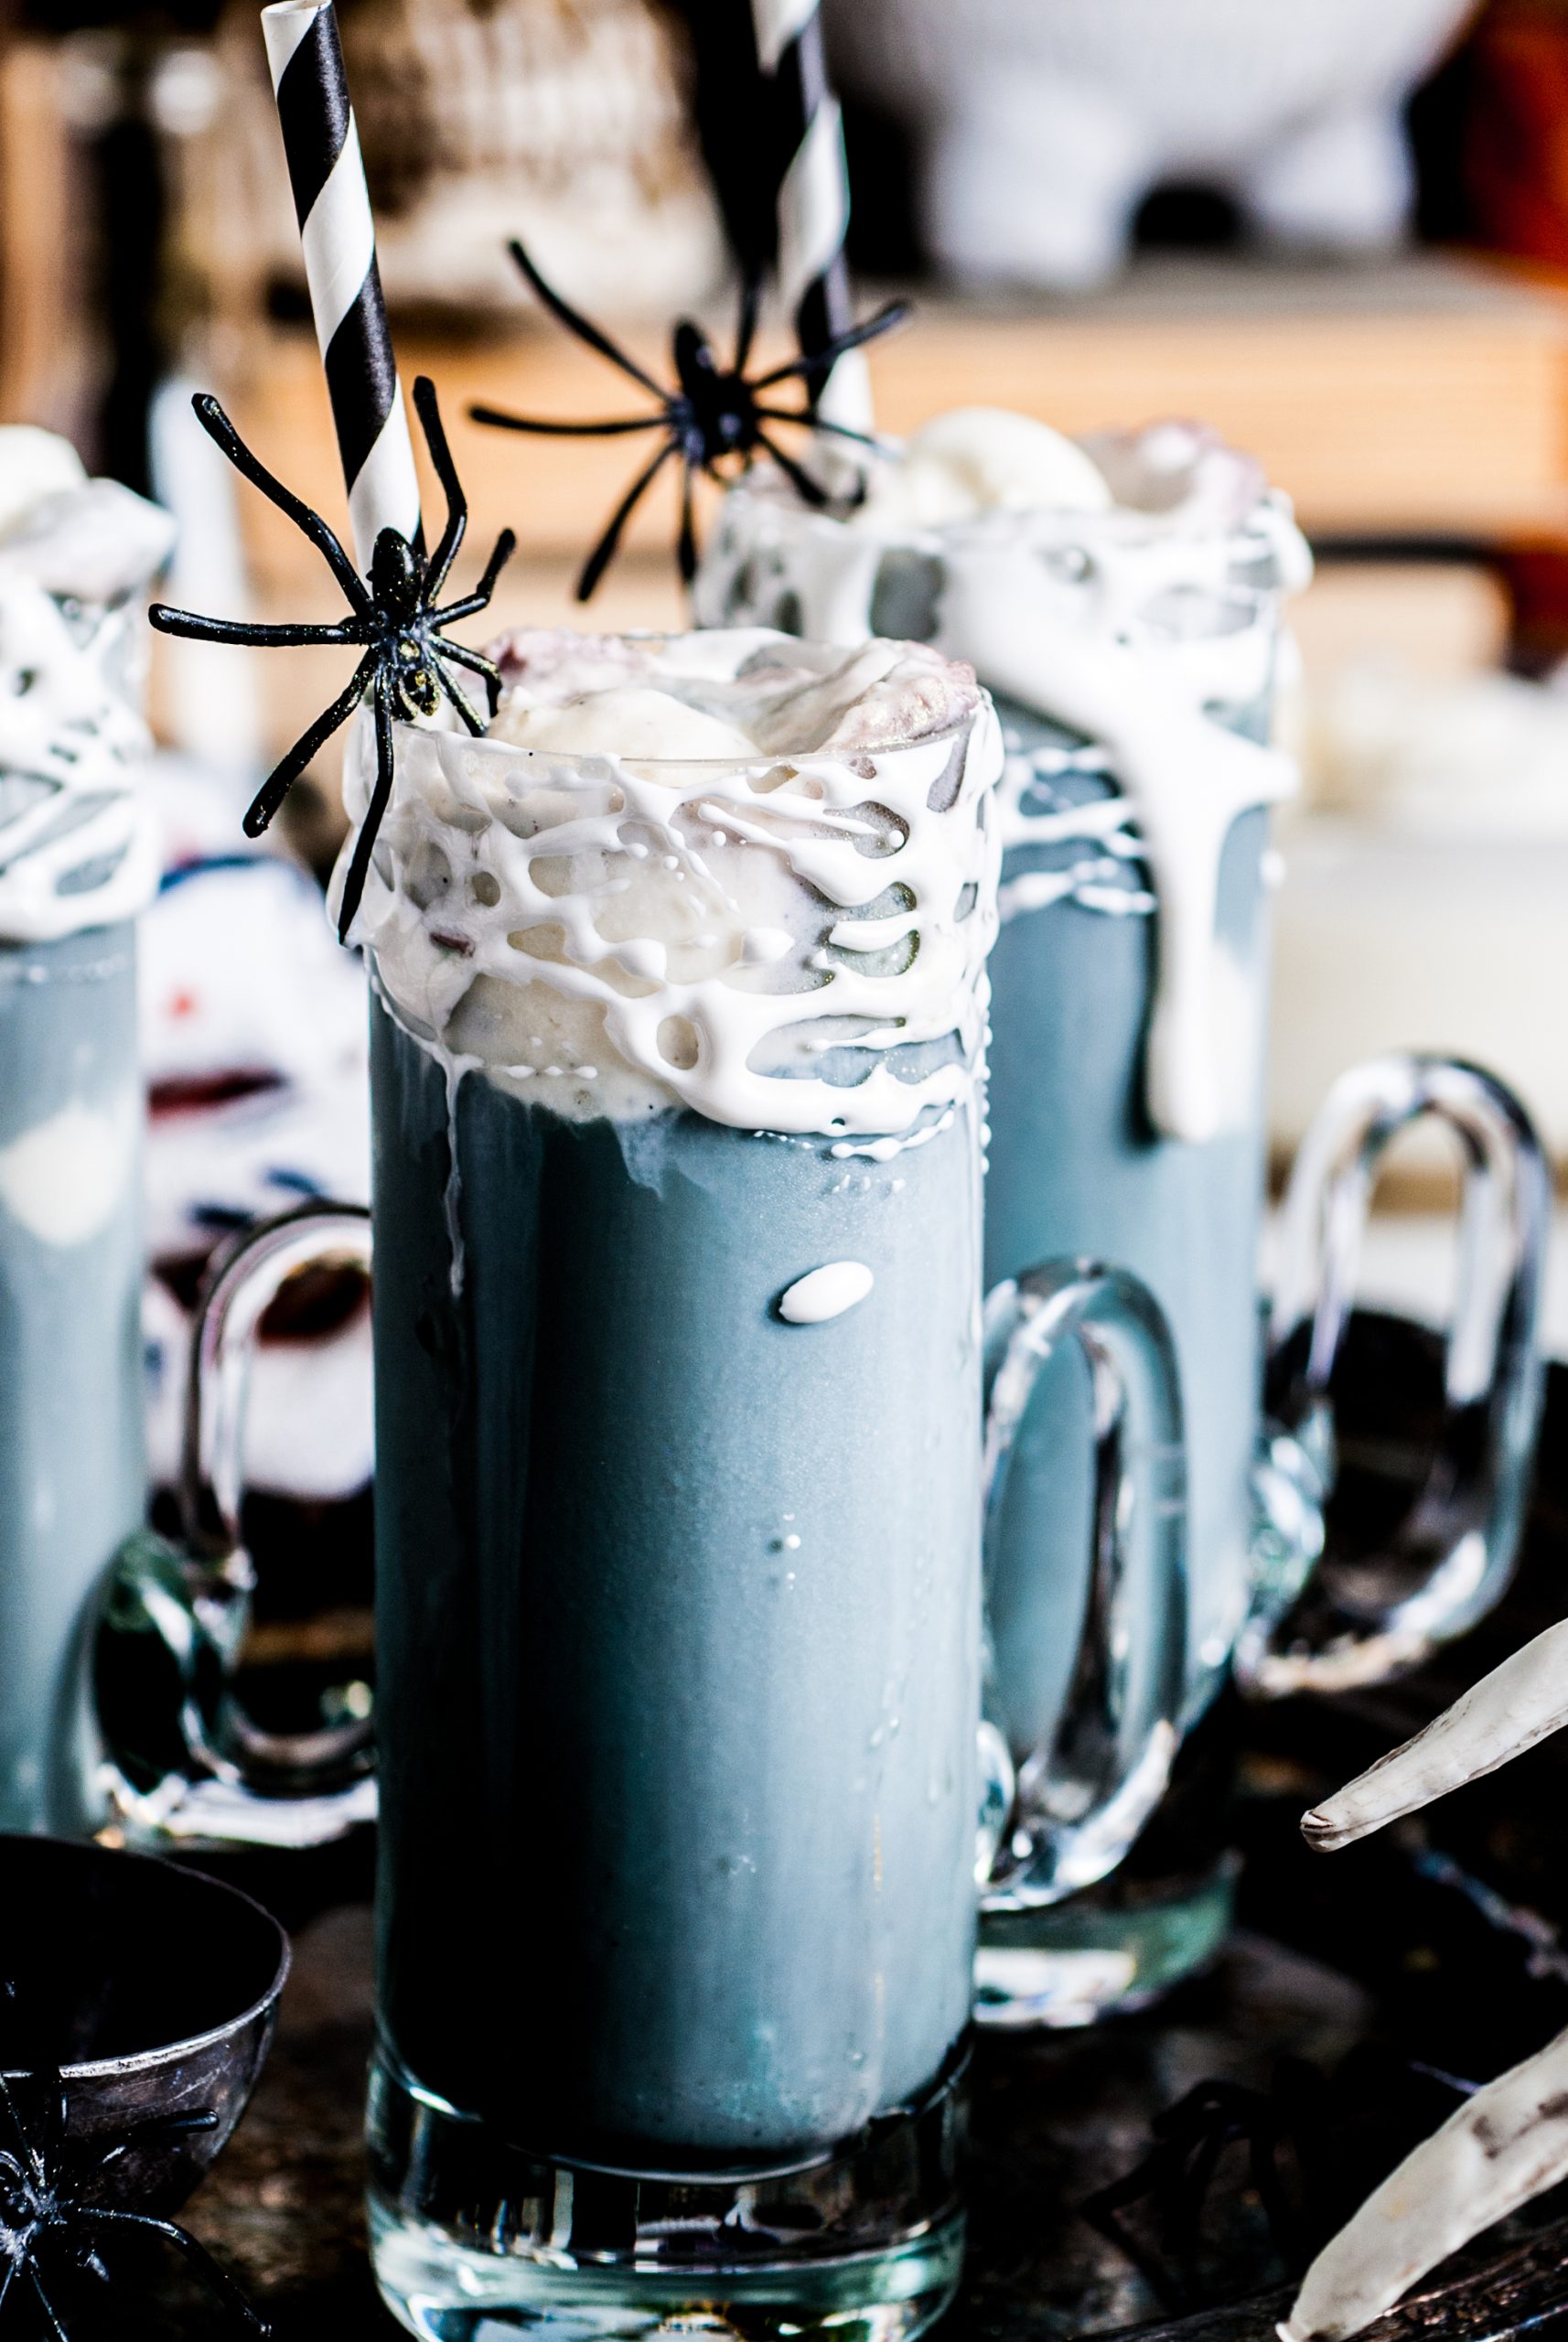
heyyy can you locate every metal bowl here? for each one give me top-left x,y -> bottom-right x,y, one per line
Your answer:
0,1833 -> 289,2214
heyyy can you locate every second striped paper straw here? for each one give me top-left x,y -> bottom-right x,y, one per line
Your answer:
750,0 -> 874,439
261,0 -> 422,567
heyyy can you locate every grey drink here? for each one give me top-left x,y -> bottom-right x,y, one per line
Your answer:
0,433 -> 173,1833
357,628 -> 1002,2339
698,414 -> 1310,2018
0,926 -> 143,1832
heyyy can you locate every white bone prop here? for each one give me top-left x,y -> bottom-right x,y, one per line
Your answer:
1301,1617 -> 1568,1853
1280,2023 -> 1568,2342
1283,1618 -> 1568,2342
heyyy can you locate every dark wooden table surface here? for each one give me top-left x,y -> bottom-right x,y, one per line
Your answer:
71,1327 -> 1568,2341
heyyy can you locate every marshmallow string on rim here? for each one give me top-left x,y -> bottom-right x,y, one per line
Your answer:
261,1 -> 422,568
749,0 -> 874,442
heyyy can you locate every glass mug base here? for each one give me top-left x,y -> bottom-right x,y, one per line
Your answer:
366,2047 -> 967,2342
973,1853 -> 1238,2030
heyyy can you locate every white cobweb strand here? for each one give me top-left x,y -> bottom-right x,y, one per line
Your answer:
1301,1617 -> 1568,1853
1281,2025 -> 1568,2342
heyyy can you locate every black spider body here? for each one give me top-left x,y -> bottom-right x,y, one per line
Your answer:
366,533 -> 446,722
471,241 -> 908,598
669,320 -> 762,467
149,377 -> 515,944
0,2066 -> 265,2338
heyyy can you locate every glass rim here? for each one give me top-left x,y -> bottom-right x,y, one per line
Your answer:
390,702 -> 985,772
722,464 -> 1286,554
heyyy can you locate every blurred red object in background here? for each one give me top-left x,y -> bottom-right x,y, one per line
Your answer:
1466,0 -> 1568,267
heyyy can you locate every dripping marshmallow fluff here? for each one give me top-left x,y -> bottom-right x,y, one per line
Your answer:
695,410 -> 1310,1144
345,628 -> 1004,1141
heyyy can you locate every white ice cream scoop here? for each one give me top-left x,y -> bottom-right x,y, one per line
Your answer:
859,407 -> 1113,529
0,426 -> 87,538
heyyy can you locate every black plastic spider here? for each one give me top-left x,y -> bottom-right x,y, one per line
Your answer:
470,239 -> 908,599
1079,2075 -> 1303,2309
0,2064 -> 266,2338
1079,2054 -> 1472,2313
149,376 -> 515,944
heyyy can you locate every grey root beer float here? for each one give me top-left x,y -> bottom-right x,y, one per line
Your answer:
355,625 -> 1004,2338
0,427 -> 172,1837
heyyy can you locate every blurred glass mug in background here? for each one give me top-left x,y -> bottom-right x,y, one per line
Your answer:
94,1199 -> 376,1849
979,1053 -> 1548,2029
0,432 -> 174,1837
699,414 -> 1551,2026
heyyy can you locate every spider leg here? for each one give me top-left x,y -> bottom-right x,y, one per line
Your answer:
147,607 -> 360,649
753,432 -> 831,510
435,640 -> 501,681
1168,2123 -> 1231,2249
470,407 -> 665,439
410,378 -> 468,600
336,684 -> 398,946
732,270 -> 762,378
1078,2167 -> 1187,2313
190,394 -> 371,615
753,406 -> 887,453
676,463 -> 698,585
87,2108 -> 219,2186
435,663 -> 486,737
1248,2117 -> 1301,2260
480,526 -> 518,597
437,640 -> 504,718
243,653 -> 376,840
432,528 -> 516,626
0,2072 -> 39,2177
27,2267 -> 70,2342
750,300 -> 911,392
88,2212 -> 270,2337
576,438 -> 678,601
507,241 -> 666,398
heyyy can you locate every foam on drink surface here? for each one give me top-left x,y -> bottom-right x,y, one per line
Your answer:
349,628 -> 1003,1139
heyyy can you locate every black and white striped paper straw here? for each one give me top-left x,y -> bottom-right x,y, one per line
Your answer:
261,1 -> 422,567
748,0 -> 873,436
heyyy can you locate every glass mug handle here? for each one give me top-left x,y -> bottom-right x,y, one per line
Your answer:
978,1260 -> 1189,1906
1238,1053 -> 1550,1699
94,1198 -> 377,1848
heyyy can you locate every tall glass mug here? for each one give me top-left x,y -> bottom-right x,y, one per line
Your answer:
0,436 -> 173,1834
349,628 -> 1002,2342
696,415 -> 1549,2026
